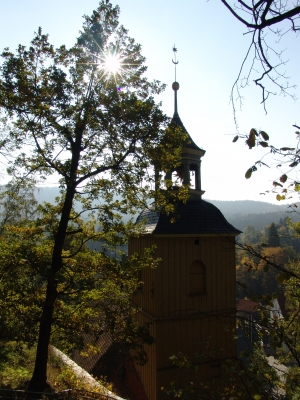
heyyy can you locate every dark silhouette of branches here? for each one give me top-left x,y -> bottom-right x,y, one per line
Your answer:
221,0 -> 300,120
232,124 -> 300,199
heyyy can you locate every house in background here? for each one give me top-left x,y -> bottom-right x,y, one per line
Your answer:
236,298 -> 258,357
236,295 -> 288,358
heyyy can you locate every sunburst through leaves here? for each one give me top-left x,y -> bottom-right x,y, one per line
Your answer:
97,48 -> 127,88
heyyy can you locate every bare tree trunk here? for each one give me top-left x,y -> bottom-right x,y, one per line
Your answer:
27,183 -> 77,392
27,280 -> 57,392
27,124 -> 85,392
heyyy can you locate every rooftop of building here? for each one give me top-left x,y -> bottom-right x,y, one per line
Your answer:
136,198 -> 241,235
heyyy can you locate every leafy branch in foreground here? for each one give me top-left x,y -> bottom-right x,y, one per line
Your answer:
220,0 -> 299,118
233,125 -> 300,201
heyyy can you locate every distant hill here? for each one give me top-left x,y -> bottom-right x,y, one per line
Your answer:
206,199 -> 298,231
206,199 -> 288,216
33,188 -> 299,231
225,211 -> 298,231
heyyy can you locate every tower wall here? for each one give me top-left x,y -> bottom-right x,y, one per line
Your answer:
129,234 -> 237,400
134,311 -> 157,400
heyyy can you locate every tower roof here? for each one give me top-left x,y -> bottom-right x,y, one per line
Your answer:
170,46 -> 204,154
135,47 -> 240,236
136,199 -> 241,236
171,109 -> 204,152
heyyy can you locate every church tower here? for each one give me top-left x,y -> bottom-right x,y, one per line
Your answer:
129,49 -> 240,400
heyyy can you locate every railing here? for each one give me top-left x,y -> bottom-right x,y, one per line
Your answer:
0,389 -> 123,400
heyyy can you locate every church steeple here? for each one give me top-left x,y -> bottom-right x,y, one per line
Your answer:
168,47 -> 206,198
130,48 -> 240,400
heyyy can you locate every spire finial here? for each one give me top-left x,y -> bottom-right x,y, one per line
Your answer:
172,46 -> 179,115
172,45 -> 179,81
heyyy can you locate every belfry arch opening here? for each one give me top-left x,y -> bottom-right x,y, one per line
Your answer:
171,165 -> 184,186
189,163 -> 198,189
169,163 -> 200,190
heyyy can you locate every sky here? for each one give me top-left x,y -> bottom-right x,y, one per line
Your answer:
0,0 -> 299,204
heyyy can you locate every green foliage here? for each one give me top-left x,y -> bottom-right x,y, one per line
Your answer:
0,3 -> 185,210
235,218 -> 300,397
49,360 -> 113,394
236,219 -> 300,298
0,180 -> 38,233
0,206 -> 158,357
236,245 -> 289,297
0,341 -> 113,393
0,1 -> 188,391
0,342 -> 35,389
163,347 -> 281,399
241,224 -> 263,245
0,224 -> 50,344
242,266 -> 300,398
268,223 -> 281,247
238,126 -> 300,200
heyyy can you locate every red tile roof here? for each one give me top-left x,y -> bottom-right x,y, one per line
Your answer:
236,298 -> 258,313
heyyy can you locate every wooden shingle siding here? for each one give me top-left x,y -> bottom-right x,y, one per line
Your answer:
134,311 -> 156,400
130,233 -> 237,400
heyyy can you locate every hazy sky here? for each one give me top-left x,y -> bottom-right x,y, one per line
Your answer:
0,0 -> 299,203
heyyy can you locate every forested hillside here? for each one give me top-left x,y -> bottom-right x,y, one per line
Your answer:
236,218 -> 300,297
33,188 -> 299,229
227,211 -> 299,231
208,199 -> 299,231
208,199 -> 287,215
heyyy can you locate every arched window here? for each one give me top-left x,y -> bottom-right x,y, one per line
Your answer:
190,261 -> 206,294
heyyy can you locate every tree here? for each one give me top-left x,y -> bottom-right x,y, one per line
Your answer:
163,347 -> 281,399
244,263 -> 300,398
0,179 -> 38,233
0,213 -> 157,362
240,224 -> 263,245
221,0 -> 300,197
0,1 -> 186,391
236,246 -> 289,297
220,0 -> 300,113
267,222 -> 280,247
234,126 -> 300,200
235,223 -> 300,397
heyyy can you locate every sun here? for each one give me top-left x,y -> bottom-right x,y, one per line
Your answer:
103,53 -> 122,76
97,48 -> 125,85
89,43 -> 135,89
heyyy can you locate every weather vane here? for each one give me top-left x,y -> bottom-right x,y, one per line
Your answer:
172,45 -> 178,81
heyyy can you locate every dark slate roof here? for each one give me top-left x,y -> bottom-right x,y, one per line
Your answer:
91,343 -> 148,400
171,112 -> 204,152
73,332 -> 148,400
136,199 -> 241,235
